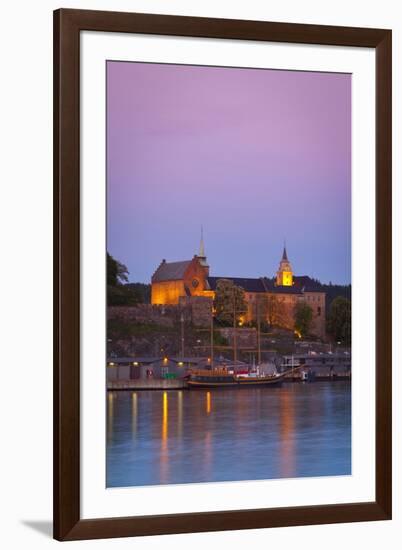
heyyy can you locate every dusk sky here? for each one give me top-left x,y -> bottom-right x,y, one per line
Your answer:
107,61 -> 351,285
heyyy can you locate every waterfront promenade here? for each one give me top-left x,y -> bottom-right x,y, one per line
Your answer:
107,350 -> 351,390
108,378 -> 187,391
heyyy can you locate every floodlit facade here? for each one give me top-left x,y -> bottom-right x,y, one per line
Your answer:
151,238 -> 326,338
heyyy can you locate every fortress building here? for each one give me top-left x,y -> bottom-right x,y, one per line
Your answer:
151,236 -> 326,338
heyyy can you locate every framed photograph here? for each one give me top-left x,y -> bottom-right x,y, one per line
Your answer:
53,8 -> 392,541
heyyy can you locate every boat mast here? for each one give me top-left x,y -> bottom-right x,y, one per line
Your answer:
233,286 -> 237,366
180,312 -> 185,358
257,296 -> 261,366
210,302 -> 214,370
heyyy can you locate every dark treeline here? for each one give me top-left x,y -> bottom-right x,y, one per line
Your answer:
301,279 -> 352,344
306,279 -> 351,312
125,282 -> 151,303
107,252 -> 151,306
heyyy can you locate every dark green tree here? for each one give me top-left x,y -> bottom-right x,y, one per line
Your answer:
294,302 -> 313,337
107,252 -> 129,286
107,252 -> 141,306
125,282 -> 151,304
327,296 -> 351,344
214,279 -> 248,326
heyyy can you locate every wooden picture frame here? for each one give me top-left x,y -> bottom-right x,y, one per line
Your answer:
53,8 -> 392,541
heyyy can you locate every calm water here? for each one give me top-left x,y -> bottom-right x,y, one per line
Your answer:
106,382 -> 351,487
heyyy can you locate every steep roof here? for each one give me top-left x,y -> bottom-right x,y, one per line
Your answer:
262,278 -> 302,295
293,276 -> 323,292
207,276 -> 266,293
152,260 -> 191,282
261,276 -> 324,294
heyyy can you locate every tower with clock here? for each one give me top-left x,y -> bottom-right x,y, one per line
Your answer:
276,245 -> 294,287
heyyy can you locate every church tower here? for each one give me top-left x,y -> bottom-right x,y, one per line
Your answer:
196,226 -> 209,276
276,244 -> 293,286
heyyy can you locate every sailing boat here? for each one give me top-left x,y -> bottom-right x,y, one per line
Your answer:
186,365 -> 302,388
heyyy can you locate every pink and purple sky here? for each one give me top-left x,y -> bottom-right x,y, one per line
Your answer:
107,61 -> 351,285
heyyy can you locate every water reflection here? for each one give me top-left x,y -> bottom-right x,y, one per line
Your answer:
279,388 -> 295,478
131,392 -> 137,437
203,430 -> 212,479
206,391 -> 211,415
177,391 -> 183,437
107,392 -> 114,445
106,382 -> 351,488
161,391 -> 168,445
160,392 -> 169,484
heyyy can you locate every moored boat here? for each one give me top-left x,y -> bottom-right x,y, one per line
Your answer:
186,367 -> 300,388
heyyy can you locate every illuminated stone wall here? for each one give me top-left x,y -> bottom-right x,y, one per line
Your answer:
219,327 -> 257,349
303,292 -> 326,338
240,291 -> 326,338
243,292 -> 260,322
151,280 -> 186,305
265,293 -> 297,330
179,296 -> 213,327
151,256 -> 210,305
182,257 -> 210,296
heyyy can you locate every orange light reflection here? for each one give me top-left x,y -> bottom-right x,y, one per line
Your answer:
206,391 -> 211,414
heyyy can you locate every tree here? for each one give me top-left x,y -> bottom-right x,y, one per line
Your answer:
107,252 -> 129,286
214,279 -> 248,326
294,302 -> 313,337
263,294 -> 287,327
107,252 -> 142,306
327,296 -> 351,344
125,282 -> 151,304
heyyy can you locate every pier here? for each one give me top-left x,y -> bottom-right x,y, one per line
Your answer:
107,378 -> 187,391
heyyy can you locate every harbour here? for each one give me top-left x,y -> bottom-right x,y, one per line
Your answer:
107,350 -> 351,390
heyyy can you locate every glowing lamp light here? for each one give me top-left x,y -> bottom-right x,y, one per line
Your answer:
207,357 -> 211,363
163,357 -> 168,364
178,361 -> 184,366
133,361 -> 139,366
108,362 -> 115,367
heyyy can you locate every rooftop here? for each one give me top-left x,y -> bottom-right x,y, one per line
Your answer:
207,276 -> 266,293
152,259 -> 191,282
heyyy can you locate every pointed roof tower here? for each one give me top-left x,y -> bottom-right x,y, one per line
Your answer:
199,225 -> 205,258
276,241 -> 293,287
196,225 -> 209,271
282,243 -> 288,261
